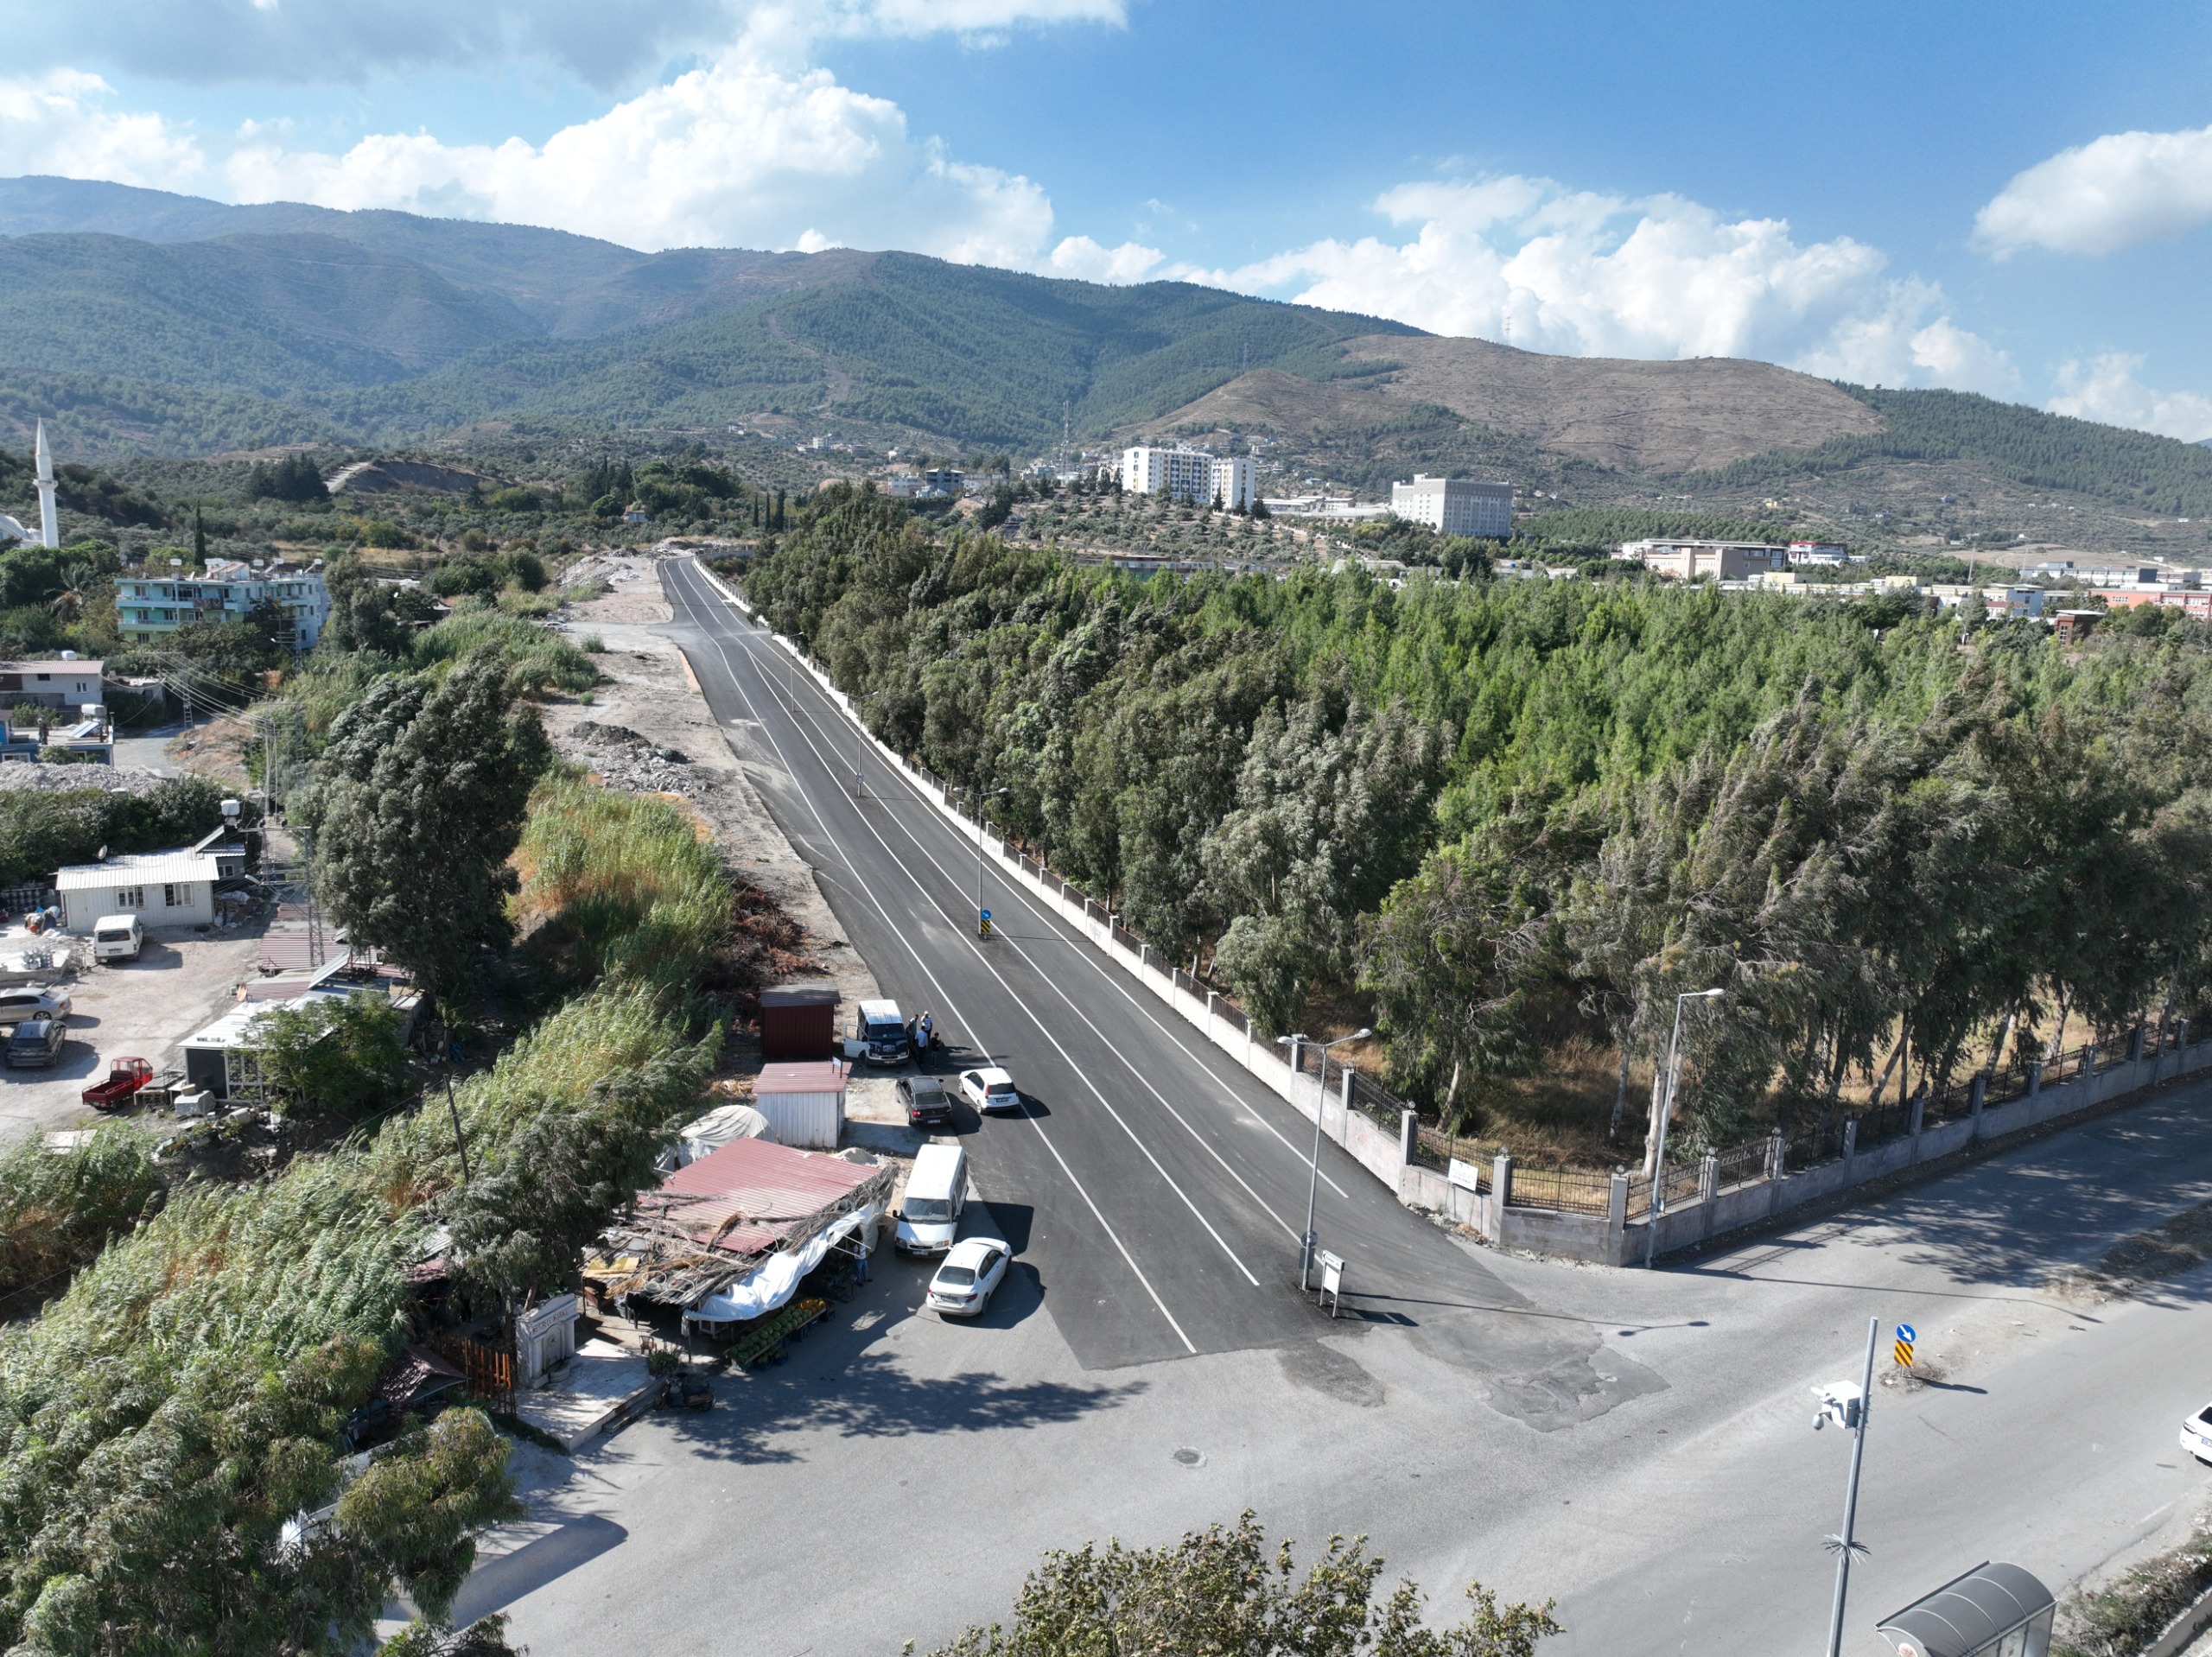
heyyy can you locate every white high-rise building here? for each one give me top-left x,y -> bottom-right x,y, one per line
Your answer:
1390,475 -> 1513,538
1119,445 -> 1256,510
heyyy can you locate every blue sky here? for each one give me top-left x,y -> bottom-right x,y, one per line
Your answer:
7,0 -> 2212,437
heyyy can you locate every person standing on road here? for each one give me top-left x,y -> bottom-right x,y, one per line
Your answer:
917,1011 -> 934,1056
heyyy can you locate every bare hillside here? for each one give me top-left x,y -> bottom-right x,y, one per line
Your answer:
1338,334 -> 1883,473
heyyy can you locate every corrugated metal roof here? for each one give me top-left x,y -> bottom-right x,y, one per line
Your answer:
652,1135 -> 876,1257
55,851 -> 221,890
758,1059 -> 848,1095
760,986 -> 839,1007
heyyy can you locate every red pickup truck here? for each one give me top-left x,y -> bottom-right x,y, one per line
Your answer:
82,1057 -> 154,1111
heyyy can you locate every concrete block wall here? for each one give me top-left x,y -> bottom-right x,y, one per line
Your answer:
700,565 -> 2212,1272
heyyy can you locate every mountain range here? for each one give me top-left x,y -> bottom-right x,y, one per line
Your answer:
1,175 -> 2210,553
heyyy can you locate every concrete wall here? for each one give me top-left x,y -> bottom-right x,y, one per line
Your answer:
697,563 -> 2212,1271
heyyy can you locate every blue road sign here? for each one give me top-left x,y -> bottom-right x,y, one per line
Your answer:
1895,1323 -> 1916,1343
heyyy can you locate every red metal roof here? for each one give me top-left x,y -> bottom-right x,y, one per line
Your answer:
757,1059 -> 847,1095
649,1135 -> 875,1258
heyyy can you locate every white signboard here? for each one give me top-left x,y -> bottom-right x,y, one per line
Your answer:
1448,1157 -> 1483,1191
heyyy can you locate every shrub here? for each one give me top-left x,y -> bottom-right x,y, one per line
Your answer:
259,993 -> 410,1129
411,606 -> 597,696
0,1121 -> 162,1305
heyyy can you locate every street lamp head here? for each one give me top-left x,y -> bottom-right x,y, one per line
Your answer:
1351,1026 -> 1372,1040
1690,987 -> 1726,1000
1275,1032 -> 1308,1047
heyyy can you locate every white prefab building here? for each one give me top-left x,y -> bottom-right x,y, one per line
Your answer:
753,1059 -> 848,1150
1119,446 -> 1256,510
1390,476 -> 1514,538
54,850 -> 222,933
0,657 -> 103,711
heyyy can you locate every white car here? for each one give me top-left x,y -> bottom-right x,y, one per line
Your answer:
0,987 -> 71,1027
959,1066 -> 1022,1114
2180,1403 -> 2212,1465
926,1238 -> 1011,1317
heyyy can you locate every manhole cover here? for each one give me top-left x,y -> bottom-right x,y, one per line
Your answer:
1172,1447 -> 1205,1468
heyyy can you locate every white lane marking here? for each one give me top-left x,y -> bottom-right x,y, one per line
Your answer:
728,583 -> 1351,1210
685,568 -> 1261,1288
763,670 -> 1311,1243
666,567 -> 1198,1352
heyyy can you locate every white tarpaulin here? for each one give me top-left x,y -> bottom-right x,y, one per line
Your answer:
675,1102 -> 769,1166
683,1203 -> 881,1327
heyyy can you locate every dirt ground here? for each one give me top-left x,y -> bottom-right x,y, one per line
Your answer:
545,553 -> 880,1055
0,928 -> 266,1146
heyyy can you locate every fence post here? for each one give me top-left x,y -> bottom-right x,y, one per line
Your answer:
2129,1025 -> 2145,1063
2026,1059 -> 2042,1096
1399,1108 -> 1417,1172
1492,1151 -> 1515,1210
1139,942 -> 1149,975
1341,1062 -> 1354,1124
1607,1169 -> 1630,1237
1908,1088 -> 1925,1139
2085,1042 -> 2099,1080
1697,1152 -> 1719,1204
1841,1117 -> 1859,1163
1767,1129 -> 1786,1182
1205,989 -> 1217,1029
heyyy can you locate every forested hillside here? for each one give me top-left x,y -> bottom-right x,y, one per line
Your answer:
748,488 -> 2212,1152
1692,385 -> 2212,517
0,176 -> 2207,559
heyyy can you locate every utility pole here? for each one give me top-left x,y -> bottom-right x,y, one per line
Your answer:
1817,1317 -> 1880,1657
1643,987 -> 1725,1267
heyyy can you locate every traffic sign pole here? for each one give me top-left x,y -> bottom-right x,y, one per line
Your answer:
1894,1322 -> 1916,1371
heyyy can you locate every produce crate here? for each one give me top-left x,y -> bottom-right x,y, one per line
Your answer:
725,1297 -> 830,1371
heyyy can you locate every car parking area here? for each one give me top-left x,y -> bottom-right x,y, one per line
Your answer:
0,928 -> 266,1146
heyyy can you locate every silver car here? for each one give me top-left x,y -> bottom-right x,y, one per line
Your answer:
0,987 -> 71,1028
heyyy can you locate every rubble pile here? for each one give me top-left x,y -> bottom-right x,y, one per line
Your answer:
0,763 -> 175,795
562,720 -> 715,801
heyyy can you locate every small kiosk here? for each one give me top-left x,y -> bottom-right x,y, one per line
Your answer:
1878,1561 -> 2056,1657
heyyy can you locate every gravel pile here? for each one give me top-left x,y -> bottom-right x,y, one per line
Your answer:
0,764 -> 175,795
562,720 -> 715,800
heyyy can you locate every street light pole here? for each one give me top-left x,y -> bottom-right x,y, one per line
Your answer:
1643,987 -> 1725,1269
1823,1317 -> 1879,1657
1279,1028 -> 1370,1289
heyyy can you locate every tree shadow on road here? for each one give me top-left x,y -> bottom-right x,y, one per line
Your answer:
654,1348 -> 1145,1464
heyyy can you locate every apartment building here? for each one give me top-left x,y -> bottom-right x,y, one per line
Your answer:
1119,446 -> 1256,510
1616,539 -> 1789,581
115,560 -> 332,650
1389,476 -> 1513,538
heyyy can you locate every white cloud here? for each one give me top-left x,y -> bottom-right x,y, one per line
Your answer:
0,69 -> 205,190
1198,175 -> 2016,394
2047,353 -> 2212,442
1975,124 -> 2212,257
220,56 -> 1056,260
16,0 -> 1122,92
1047,233 -> 1163,283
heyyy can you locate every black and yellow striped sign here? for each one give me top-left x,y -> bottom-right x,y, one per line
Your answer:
1894,1321 -> 1916,1370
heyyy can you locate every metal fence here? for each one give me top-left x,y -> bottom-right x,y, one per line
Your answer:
1511,1165 -> 1615,1216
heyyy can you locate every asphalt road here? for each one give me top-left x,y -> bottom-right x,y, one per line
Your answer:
472,559 -> 2212,1657
658,556 -> 1592,1385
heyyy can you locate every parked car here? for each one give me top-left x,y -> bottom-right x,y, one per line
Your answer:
2180,1402 -> 2212,1466
0,987 -> 70,1027
83,1057 -> 155,1112
895,1143 -> 968,1258
5,1017 -> 68,1069
899,1075 -> 953,1127
959,1066 -> 1021,1115
854,998 -> 910,1065
92,914 -> 143,962
926,1238 -> 1011,1317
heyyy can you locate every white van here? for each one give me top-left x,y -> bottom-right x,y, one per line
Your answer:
894,1143 -> 967,1258
854,998 -> 909,1065
92,914 -> 143,962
